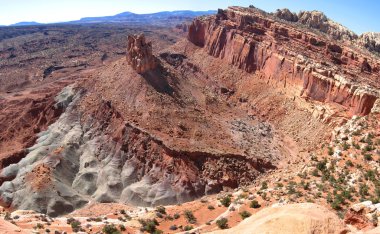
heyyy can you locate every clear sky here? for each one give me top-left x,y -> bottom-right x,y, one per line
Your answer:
0,0 -> 378,34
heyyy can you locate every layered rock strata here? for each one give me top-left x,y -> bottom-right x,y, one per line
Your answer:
188,7 -> 380,117
0,84 -> 276,216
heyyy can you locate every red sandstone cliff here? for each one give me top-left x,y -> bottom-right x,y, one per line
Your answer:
188,7 -> 380,116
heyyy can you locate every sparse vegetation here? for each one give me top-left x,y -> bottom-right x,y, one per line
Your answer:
250,200 -> 261,208
220,196 -> 231,207
216,218 -> 228,229
102,224 -> 121,234
183,225 -> 194,231
139,219 -> 162,234
184,210 -> 197,224
239,210 -> 252,219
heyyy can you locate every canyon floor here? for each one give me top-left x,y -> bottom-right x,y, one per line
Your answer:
1,6 -> 380,234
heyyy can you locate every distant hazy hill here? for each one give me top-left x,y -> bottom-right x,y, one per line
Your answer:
73,10 -> 216,25
7,10 -> 216,27
10,21 -> 43,26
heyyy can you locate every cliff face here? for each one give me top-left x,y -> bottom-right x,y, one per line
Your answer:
358,32 -> 380,54
188,7 -> 380,117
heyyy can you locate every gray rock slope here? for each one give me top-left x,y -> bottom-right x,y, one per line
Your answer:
1,85 -> 273,216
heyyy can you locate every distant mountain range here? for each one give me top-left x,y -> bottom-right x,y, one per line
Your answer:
76,10 -> 216,24
5,10 -> 216,27
10,21 -> 43,26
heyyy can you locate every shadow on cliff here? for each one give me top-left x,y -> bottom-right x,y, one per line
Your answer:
141,64 -> 180,99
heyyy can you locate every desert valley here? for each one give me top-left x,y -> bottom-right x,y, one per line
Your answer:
0,3 -> 380,234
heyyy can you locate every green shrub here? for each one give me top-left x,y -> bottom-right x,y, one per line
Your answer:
119,224 -> 126,232
139,219 -> 161,234
220,196 -> 231,207
328,147 -> 334,156
239,210 -> 251,220
184,210 -> 197,224
260,181 -> 268,190
71,220 -> 81,232
207,205 -> 215,210
250,200 -> 261,209
216,218 -> 228,229
345,160 -> 353,167
183,225 -> 194,231
156,206 -> 166,215
364,154 -> 373,161
102,224 -> 121,234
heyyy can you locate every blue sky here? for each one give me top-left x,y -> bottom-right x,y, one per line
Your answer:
0,0 -> 378,34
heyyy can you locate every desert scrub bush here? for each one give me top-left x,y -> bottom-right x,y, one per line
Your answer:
220,196 -> 231,207
365,170 -> 377,181
359,184 -> 369,197
173,213 -> 180,219
70,220 -> 81,232
342,142 -> 350,150
250,200 -> 261,209
119,224 -> 126,232
300,180 -> 310,190
328,147 -> 334,156
287,181 -> 297,194
239,210 -> 252,220
353,142 -> 361,149
260,181 -> 268,190
184,210 -> 197,224
216,218 -> 228,229
317,159 -> 327,171
298,171 -> 307,179
156,206 -> 166,215
312,168 -> 319,177
364,154 -> 373,161
139,219 -> 162,234
238,192 -> 248,199
102,224 -> 121,234
183,225 -> 194,231
276,182 -> 284,188
92,217 -> 102,222
207,205 -> 215,210
155,212 -> 164,219
345,160 -> 353,167
260,192 -> 267,200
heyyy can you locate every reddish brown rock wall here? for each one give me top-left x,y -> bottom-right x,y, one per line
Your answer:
188,7 -> 380,116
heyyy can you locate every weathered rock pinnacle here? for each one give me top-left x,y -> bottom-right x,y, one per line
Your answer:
126,34 -> 157,73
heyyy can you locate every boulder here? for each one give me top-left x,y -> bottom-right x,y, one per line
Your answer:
274,8 -> 298,22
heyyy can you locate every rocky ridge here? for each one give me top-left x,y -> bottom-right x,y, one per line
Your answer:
274,8 -> 357,41
274,8 -> 380,54
358,32 -> 380,54
188,6 -> 380,119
